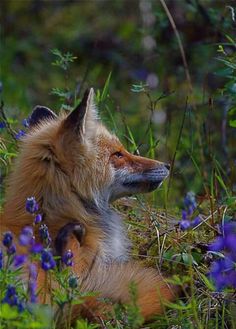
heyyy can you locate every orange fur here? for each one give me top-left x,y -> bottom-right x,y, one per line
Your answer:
2,88 -> 176,324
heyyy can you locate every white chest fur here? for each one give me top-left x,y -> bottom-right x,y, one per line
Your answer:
99,210 -> 131,262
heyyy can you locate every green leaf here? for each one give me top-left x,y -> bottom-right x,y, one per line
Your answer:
199,273 -> 215,291
229,119 -> 236,127
100,71 -> 112,102
0,303 -> 18,319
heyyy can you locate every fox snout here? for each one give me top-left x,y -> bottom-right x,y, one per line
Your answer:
111,160 -> 170,201
123,163 -> 170,193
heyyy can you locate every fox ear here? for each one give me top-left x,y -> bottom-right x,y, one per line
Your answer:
63,88 -> 98,135
29,106 -> 57,127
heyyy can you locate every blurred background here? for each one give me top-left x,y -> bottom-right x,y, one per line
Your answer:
1,0 -> 235,207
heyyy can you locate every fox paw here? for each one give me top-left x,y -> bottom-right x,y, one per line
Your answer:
55,222 -> 85,257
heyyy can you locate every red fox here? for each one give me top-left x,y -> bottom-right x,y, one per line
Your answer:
2,88 -> 176,323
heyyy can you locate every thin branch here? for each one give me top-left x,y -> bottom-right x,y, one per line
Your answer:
159,0 -> 193,93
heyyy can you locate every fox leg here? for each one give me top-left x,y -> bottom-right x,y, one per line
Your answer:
56,223 -> 177,321
54,222 -> 114,322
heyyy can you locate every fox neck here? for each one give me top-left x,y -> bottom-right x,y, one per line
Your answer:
75,193 -> 131,262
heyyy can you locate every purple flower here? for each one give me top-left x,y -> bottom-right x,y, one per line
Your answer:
2,285 -> 24,312
28,264 -> 38,303
29,264 -> 38,280
184,191 -> 197,209
2,232 -> 13,248
62,250 -> 74,267
182,210 -> 187,220
30,243 -> 43,254
19,226 -> 34,246
34,214 -> 42,224
41,249 -> 56,271
179,220 -> 191,231
179,192 -> 200,231
0,121 -> 6,129
39,224 -> 51,245
7,244 -> 16,255
28,280 -> 37,303
26,197 -> 39,214
191,216 -> 202,228
14,254 -> 27,267
15,129 -> 26,140
209,236 -> 225,252
208,221 -> 236,291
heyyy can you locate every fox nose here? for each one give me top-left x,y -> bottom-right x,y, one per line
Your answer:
164,163 -> 171,171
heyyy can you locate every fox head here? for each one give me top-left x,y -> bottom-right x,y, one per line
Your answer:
26,88 -> 169,207
5,88 -> 168,224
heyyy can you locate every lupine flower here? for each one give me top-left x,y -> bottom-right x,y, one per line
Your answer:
28,280 -> 37,303
39,224 -> 51,245
15,129 -> 26,140
29,264 -> 38,280
2,232 -> 13,247
0,249 -> 3,269
7,244 -> 16,255
179,220 -> 191,231
62,250 -> 74,267
68,275 -> 78,289
208,222 -> 236,290
41,249 -> 56,271
28,264 -> 38,303
14,254 -> 27,267
0,121 -> 6,129
179,191 -> 201,231
184,191 -> 197,209
192,216 -> 201,228
2,285 -> 24,312
30,243 -> 43,254
19,226 -> 34,246
34,214 -> 42,224
26,197 -> 39,214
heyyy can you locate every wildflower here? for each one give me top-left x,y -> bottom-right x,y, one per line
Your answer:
15,129 -> 26,140
68,275 -> 78,289
0,249 -> 3,269
179,191 -> 201,231
208,236 -> 224,252
28,280 -> 37,303
2,231 -> 13,248
208,222 -> 236,290
0,121 -> 6,129
62,250 -> 74,267
7,244 -> 16,255
184,191 -> 197,209
34,214 -> 42,224
179,220 -> 191,231
26,197 -> 39,214
14,254 -> 27,267
2,285 -> 24,312
192,216 -> 201,228
29,264 -> 38,280
39,224 -> 51,245
41,249 -> 56,271
28,264 -> 38,303
19,226 -> 34,246
30,243 -> 43,254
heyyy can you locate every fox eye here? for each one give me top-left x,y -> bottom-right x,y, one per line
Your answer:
113,151 -> 123,158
